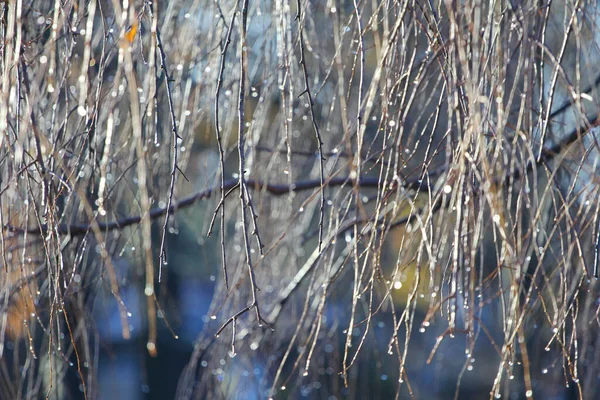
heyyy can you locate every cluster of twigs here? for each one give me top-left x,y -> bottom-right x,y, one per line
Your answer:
2,0 -> 600,399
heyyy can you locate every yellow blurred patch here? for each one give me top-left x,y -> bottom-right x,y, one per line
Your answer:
124,22 -> 138,44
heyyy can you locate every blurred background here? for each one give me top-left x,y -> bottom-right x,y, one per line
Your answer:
2,0 -> 600,399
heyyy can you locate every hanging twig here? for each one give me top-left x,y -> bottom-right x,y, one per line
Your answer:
208,9 -> 237,290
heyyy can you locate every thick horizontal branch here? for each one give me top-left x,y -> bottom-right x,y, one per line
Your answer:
4,111 -> 596,237
4,175 -> 418,236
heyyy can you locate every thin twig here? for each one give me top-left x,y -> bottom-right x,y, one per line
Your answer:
296,0 -> 325,253
208,9 -> 237,290
153,7 -> 182,282
219,0 -> 271,349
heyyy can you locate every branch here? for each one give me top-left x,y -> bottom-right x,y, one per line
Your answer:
237,113 -> 600,341
154,11 -> 183,282
6,111 -> 594,238
3,175 -> 409,236
208,9 -> 237,290
296,0 -> 326,252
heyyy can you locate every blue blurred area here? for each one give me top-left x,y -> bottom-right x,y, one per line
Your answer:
92,210 -> 217,399
88,208 -> 577,400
